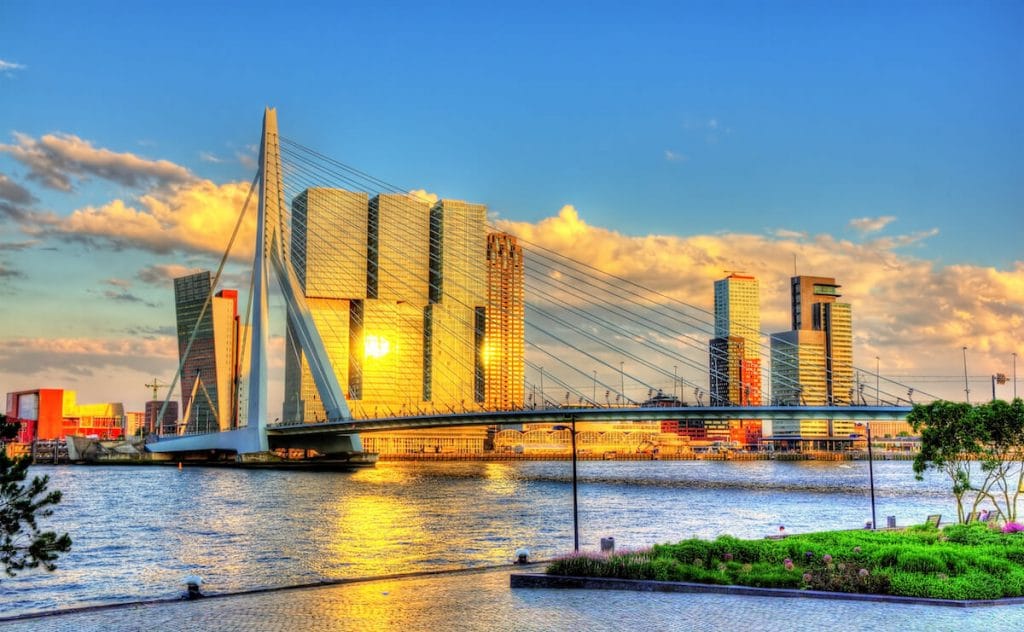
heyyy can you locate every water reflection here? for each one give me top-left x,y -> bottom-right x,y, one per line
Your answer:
1,460 -> 953,617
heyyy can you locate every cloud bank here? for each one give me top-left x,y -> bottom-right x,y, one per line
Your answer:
498,205 -> 1024,398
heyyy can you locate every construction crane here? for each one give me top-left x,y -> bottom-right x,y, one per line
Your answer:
145,378 -> 168,402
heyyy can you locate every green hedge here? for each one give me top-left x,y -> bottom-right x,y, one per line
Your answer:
545,524 -> 1024,600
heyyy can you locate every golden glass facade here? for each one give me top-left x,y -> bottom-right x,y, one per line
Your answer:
284,189 -> 522,452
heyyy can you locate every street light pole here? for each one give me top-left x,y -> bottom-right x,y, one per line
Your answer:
592,370 -> 597,405
571,415 -> 579,552
1014,353 -> 1018,400
867,422 -> 876,530
875,356 -> 880,406
554,418 -> 580,552
620,361 -> 625,405
962,347 -> 970,404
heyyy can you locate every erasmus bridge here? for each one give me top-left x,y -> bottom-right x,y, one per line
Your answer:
148,109 -> 921,460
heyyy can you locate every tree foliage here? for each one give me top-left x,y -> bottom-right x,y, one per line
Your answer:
910,399 -> 1024,523
1,415 -> 72,579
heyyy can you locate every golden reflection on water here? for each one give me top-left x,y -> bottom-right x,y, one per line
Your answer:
325,491 -> 427,577
481,462 -> 518,496
350,464 -> 415,485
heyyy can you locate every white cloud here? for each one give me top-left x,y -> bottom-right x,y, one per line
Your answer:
199,151 -> 223,163
137,263 -> 204,285
498,206 -> 1024,400
0,131 -> 195,192
409,189 -> 439,205
849,215 -> 897,234
37,178 -> 256,258
663,150 -> 687,163
0,59 -> 25,75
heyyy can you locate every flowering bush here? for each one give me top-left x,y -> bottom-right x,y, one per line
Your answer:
1002,522 -> 1024,534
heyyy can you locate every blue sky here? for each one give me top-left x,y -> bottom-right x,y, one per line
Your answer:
0,1 -> 1021,409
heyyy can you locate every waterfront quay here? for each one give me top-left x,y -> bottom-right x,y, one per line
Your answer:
4,565 -> 1024,632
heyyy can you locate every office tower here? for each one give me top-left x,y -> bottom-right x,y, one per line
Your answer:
708,274 -> 762,447
174,271 -> 239,433
485,233 -> 525,409
424,199 -> 488,407
709,273 -> 761,406
769,275 -> 854,448
284,188 -> 518,454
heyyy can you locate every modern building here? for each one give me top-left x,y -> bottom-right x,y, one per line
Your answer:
5,389 -> 125,442
283,188 -> 525,454
173,272 -> 240,434
144,400 -> 180,435
768,276 -> 854,449
484,233 -> 525,410
708,273 -> 763,447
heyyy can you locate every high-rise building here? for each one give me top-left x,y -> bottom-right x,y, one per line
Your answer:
709,273 -> 761,406
708,274 -> 762,448
174,271 -> 240,433
485,233 -> 525,410
768,275 -> 854,449
284,188 -> 523,454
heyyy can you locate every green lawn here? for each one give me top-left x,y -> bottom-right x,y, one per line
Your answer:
546,524 -> 1024,600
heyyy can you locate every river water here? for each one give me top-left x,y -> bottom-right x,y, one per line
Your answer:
2,460 -> 953,617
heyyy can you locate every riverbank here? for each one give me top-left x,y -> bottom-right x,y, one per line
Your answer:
380,450 -> 916,462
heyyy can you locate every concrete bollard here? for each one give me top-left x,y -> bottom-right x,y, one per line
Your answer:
514,548 -> 530,564
887,516 -> 897,529
600,537 -> 615,554
184,575 -> 204,600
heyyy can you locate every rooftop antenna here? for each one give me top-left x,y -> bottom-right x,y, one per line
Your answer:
792,253 -> 798,276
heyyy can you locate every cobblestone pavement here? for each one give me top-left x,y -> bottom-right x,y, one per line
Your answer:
5,566 -> 1024,632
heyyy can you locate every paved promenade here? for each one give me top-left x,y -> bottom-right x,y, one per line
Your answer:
5,565 -> 1024,631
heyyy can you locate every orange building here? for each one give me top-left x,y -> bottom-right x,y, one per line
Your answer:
5,389 -> 124,442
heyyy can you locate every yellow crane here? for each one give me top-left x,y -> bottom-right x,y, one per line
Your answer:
145,378 -> 168,401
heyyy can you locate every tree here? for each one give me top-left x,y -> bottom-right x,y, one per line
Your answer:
909,400 -> 983,524
910,399 -> 1024,523
970,399 -> 1024,522
1,415 -> 72,578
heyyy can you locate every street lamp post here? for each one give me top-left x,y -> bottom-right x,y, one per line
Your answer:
620,361 -> 625,405
592,370 -> 597,405
875,356 -> 880,406
554,417 -> 579,552
867,422 -> 876,530
962,347 -> 970,404
1014,353 -> 1018,400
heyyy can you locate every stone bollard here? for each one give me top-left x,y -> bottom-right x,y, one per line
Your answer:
184,575 -> 204,600
887,516 -> 897,529
600,537 -> 615,554
514,548 -> 530,564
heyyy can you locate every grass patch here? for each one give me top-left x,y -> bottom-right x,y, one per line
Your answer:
545,524 -> 1024,600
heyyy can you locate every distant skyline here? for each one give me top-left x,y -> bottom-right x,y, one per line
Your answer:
0,1 -> 1021,412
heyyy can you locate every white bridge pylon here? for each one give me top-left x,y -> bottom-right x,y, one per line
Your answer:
150,108 -> 358,455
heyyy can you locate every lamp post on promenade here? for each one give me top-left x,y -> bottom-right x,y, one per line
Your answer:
962,347 -> 970,404
553,417 -> 579,552
857,422 -> 877,530
1014,353 -> 1018,400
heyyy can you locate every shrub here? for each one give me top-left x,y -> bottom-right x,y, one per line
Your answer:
896,551 -> 945,574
